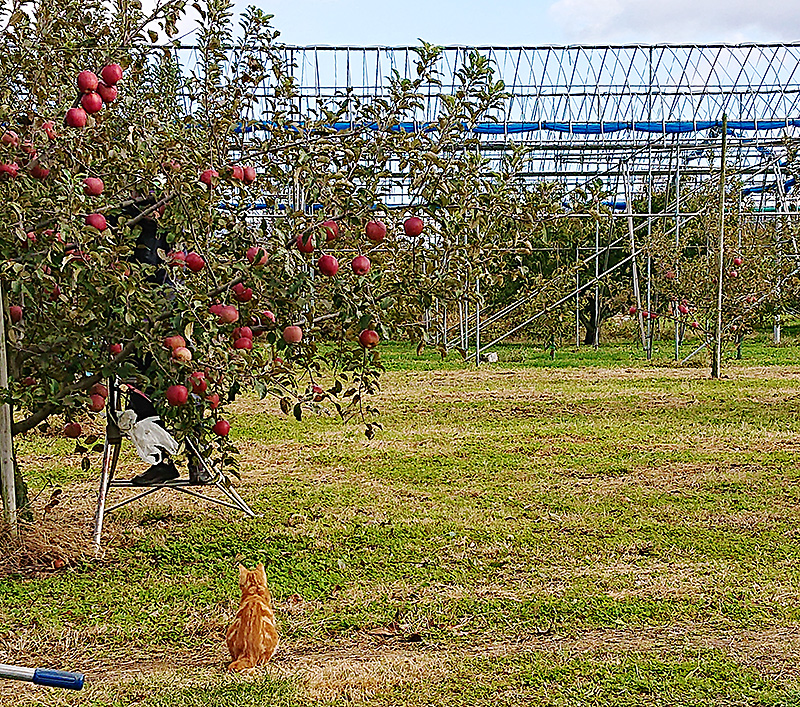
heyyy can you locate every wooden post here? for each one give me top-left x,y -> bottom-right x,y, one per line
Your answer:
0,281 -> 17,536
712,114 -> 727,379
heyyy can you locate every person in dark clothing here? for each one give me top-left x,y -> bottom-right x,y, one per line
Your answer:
115,199 -> 210,486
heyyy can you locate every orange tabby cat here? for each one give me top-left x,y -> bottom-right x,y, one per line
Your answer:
226,563 -> 279,670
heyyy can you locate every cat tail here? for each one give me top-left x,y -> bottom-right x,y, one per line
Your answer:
228,656 -> 257,672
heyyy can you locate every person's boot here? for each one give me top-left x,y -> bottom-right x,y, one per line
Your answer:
131,459 -> 179,485
188,457 -> 214,485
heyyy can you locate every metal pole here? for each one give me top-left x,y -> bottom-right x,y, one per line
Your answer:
712,114 -> 727,379
624,175 -> 648,353
594,220 -> 600,348
0,281 -> 16,537
674,156 -> 681,361
575,243 -> 580,347
475,277 -> 481,365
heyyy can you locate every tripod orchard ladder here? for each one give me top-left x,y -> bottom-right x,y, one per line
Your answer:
92,379 -> 256,551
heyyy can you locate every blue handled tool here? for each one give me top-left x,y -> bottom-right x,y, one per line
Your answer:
0,663 -> 84,690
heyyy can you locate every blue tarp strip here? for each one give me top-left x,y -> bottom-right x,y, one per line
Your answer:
235,119 -> 800,136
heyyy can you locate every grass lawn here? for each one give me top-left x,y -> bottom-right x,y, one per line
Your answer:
3,334 -> 800,705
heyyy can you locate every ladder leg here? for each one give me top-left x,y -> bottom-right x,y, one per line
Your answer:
93,425 -> 121,553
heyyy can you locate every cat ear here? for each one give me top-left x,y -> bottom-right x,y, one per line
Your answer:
256,563 -> 267,582
238,564 -> 248,582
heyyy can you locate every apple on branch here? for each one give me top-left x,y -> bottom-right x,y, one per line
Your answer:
296,233 -> 314,254
246,246 -> 267,267
212,419 -> 231,436
77,70 -> 98,93
83,177 -> 104,196
322,220 -> 339,241
351,255 -> 371,275
403,216 -> 423,237
81,92 -> 103,115
359,329 -> 380,348
190,371 -> 207,394
64,422 -> 82,438
101,64 -> 123,85
185,252 -> 205,272
283,325 -> 302,344
166,385 -> 189,406
97,82 -> 118,104
85,213 -> 107,231
366,220 -> 386,242
318,254 -> 339,277
65,107 -> 88,128
172,346 -> 192,363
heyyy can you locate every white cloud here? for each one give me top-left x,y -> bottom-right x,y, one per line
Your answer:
549,0 -> 800,43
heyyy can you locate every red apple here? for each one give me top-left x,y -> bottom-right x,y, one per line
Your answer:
88,394 -> 106,412
172,346 -> 192,363
234,337 -> 253,350
262,310 -> 276,323
232,283 -> 253,302
318,254 -> 339,277
101,63 -> 123,85
80,92 -> 103,115
296,233 -> 314,254
163,335 -> 186,350
9,305 -> 22,323
169,251 -> 186,266
190,372 -> 207,395
691,321 -> 699,328
665,270 -> 676,280
1,131 -> 18,147
22,377 -> 36,387
85,213 -> 107,231
733,256 -> 743,267
77,70 -> 98,93
97,81 -> 117,104
358,329 -> 380,348
230,165 -> 244,181
366,220 -> 386,242
90,383 -> 108,398
218,305 -> 239,324
166,384 -> 189,406
29,164 -> 50,179
0,163 -> 19,178
283,325 -> 303,344
351,255 -> 371,275
64,422 -> 82,438
322,220 -> 339,241
206,393 -> 220,409
65,107 -> 88,128
199,168 -> 219,187
403,216 -> 424,237
628,305 -> 637,315
185,252 -> 205,272
212,419 -> 231,436
109,343 -> 123,355
243,166 -> 256,184
234,326 -> 253,340
246,246 -> 267,267
42,121 -> 57,140
83,177 -> 104,196
678,304 -> 689,315
729,270 -> 738,278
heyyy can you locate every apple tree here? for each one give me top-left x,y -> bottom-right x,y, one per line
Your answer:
0,0 -> 466,519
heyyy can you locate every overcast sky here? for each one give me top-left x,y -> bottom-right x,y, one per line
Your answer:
164,0 -> 800,45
